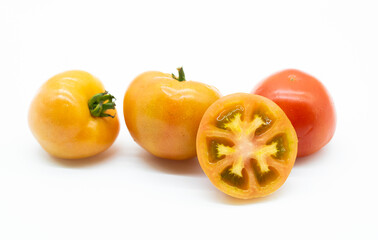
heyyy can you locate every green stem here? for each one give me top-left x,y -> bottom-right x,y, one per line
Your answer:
171,67 -> 186,82
88,91 -> 116,118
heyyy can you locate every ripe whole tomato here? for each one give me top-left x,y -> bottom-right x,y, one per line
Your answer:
253,69 -> 336,157
196,93 -> 298,199
29,70 -> 120,159
123,67 -> 221,160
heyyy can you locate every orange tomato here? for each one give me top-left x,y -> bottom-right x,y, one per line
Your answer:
123,68 -> 221,160
29,70 -> 120,159
197,93 -> 298,199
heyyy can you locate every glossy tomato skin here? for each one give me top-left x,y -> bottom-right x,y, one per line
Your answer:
197,93 -> 298,199
253,69 -> 336,157
123,71 -> 221,160
29,70 -> 120,159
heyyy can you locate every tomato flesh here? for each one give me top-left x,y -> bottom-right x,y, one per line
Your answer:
197,93 -> 298,199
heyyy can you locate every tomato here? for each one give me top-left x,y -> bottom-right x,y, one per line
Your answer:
252,69 -> 336,157
123,67 -> 221,160
28,70 -> 120,159
196,93 -> 298,199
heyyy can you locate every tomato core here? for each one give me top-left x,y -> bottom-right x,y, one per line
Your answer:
209,107 -> 284,189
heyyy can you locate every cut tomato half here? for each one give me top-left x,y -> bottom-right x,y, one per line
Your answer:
196,93 -> 298,199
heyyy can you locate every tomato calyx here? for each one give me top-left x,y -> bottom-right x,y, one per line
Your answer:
88,91 -> 116,118
171,67 -> 186,82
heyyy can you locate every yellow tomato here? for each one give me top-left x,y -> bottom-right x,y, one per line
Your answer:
29,70 -> 120,159
123,68 -> 221,160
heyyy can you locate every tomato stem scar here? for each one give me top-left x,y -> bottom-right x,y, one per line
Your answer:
171,67 -> 186,82
288,74 -> 296,81
88,91 -> 116,118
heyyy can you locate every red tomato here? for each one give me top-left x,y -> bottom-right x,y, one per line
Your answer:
252,69 -> 336,157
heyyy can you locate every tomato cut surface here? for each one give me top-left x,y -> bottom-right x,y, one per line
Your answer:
196,93 -> 298,199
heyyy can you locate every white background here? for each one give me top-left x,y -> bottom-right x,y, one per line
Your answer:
1,0 -> 377,239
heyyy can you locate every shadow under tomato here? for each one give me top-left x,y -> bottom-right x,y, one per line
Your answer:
294,146 -> 329,167
47,144 -> 120,168
138,150 -> 204,176
210,186 -> 285,205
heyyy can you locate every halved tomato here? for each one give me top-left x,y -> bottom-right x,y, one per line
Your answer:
196,93 -> 298,199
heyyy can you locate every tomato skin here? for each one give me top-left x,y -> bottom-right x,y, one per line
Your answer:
253,69 -> 336,157
123,70 -> 221,160
28,70 -> 120,159
197,93 -> 297,199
